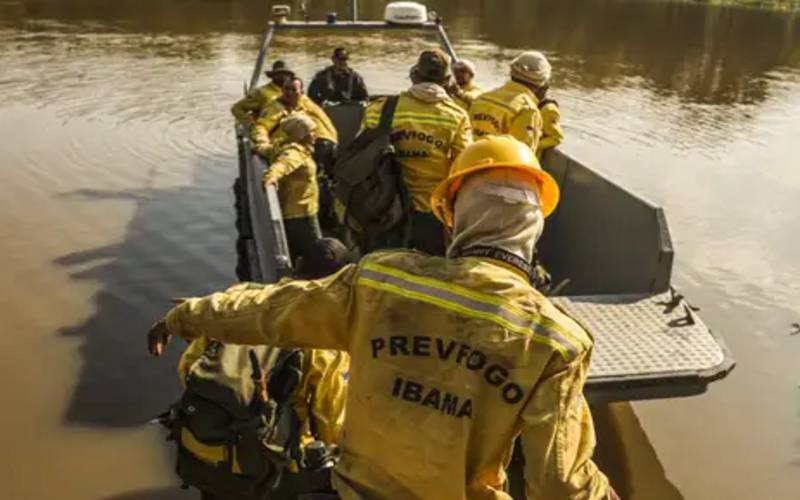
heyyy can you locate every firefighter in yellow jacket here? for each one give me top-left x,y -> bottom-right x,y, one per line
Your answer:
230,60 -> 295,127
451,59 -> 483,111
148,136 -> 619,500
537,96 -> 565,158
252,77 -> 338,161
470,51 -> 553,151
263,114 -> 322,267
360,49 -> 471,255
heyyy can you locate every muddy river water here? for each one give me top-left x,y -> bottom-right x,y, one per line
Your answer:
1,0 -> 799,498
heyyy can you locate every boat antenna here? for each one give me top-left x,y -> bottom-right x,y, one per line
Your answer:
300,2 -> 308,22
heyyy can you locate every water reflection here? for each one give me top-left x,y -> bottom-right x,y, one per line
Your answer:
2,0 -> 799,106
592,403 -> 684,500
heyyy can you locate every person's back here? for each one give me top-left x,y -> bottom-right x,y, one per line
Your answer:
265,140 -> 319,220
470,51 -> 556,151
359,49 -> 471,255
327,251 -> 604,498
159,250 -> 609,499
363,92 -> 469,213
151,137 -> 616,499
470,80 -> 541,148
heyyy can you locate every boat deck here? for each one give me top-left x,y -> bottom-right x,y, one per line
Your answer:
556,292 -> 733,401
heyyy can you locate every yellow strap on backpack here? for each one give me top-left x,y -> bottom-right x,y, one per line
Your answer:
180,427 -> 244,474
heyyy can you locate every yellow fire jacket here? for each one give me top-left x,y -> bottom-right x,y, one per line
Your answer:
165,251 -> 610,500
469,80 -> 543,151
231,82 -> 283,126
263,142 -> 319,220
454,82 -> 484,111
538,98 -> 565,157
252,95 -> 338,156
362,92 -> 472,212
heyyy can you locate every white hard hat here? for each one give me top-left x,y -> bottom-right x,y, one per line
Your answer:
510,51 -> 552,87
453,59 -> 477,76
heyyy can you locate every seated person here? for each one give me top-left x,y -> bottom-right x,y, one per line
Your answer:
231,60 -> 295,128
263,114 -> 323,268
308,47 -> 368,105
252,77 -> 338,172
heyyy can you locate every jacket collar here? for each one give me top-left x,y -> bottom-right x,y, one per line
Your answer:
279,94 -> 313,112
503,80 -> 539,104
452,246 -> 532,284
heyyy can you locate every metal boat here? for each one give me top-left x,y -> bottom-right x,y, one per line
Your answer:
233,4 -> 734,403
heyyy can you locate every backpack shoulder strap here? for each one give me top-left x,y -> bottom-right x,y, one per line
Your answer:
267,348 -> 305,405
379,95 -> 400,132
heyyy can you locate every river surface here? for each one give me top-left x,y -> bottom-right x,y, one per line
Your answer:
0,1 -> 798,499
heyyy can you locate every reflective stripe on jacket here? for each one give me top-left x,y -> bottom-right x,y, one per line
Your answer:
469,80 -> 543,150
230,82 -> 283,126
538,98 -> 564,157
263,142 -> 319,219
252,95 -> 338,153
166,251 -> 609,500
361,93 -> 472,212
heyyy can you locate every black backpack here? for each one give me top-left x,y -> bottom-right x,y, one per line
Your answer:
158,342 -> 306,498
332,96 -> 408,248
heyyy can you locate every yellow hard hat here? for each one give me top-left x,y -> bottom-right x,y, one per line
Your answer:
430,135 -> 560,227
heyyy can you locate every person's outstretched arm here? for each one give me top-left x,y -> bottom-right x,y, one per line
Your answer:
148,265 -> 359,356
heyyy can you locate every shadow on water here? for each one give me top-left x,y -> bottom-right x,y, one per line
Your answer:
55,155 -> 237,428
592,403 -> 684,500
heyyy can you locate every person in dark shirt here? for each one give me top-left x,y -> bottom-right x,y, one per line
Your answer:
308,47 -> 368,105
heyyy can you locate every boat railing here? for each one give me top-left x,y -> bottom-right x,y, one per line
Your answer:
236,124 -> 292,283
